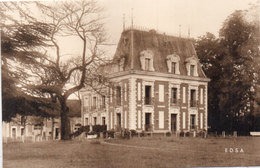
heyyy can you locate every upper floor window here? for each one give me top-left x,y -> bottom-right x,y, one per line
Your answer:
102,96 -> 106,108
190,89 -> 196,107
145,85 -> 152,105
166,53 -> 180,74
140,50 -> 154,71
116,86 -> 121,106
84,97 -> 89,107
93,97 -> 97,109
171,88 -> 177,104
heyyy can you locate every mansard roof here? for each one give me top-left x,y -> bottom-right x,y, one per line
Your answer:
112,28 -> 206,78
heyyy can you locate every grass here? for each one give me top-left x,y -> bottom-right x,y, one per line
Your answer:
3,136 -> 260,168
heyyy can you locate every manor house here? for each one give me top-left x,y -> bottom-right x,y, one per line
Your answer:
80,27 -> 210,133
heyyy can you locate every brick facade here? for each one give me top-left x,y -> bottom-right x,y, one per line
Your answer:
80,28 -> 210,133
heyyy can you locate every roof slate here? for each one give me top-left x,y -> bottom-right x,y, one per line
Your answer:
112,29 -> 206,78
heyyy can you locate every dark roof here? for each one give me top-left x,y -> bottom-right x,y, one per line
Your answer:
112,29 -> 206,78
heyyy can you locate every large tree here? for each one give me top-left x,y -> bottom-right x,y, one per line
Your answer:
195,6 -> 260,133
1,2 -> 55,121
1,1 -> 107,140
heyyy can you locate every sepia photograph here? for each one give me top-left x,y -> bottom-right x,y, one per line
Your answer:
1,0 -> 260,167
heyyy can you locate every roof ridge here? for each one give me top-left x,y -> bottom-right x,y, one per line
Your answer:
124,25 -> 192,40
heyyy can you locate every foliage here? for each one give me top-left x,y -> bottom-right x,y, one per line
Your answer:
1,1 -> 107,140
195,6 -> 260,132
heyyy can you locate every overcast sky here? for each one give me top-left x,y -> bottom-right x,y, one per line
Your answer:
101,0 -> 258,41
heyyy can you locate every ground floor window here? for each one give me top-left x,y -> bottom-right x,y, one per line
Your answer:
102,117 -> 106,125
93,117 -> 97,125
190,114 -> 196,130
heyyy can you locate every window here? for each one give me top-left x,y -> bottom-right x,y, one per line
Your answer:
84,97 -> 89,107
102,117 -> 106,125
145,85 -> 152,105
190,115 -> 196,129
21,128 -> 24,136
93,97 -> 97,109
116,86 -> 121,106
145,58 -> 151,71
190,65 -> 195,76
140,50 -> 154,71
93,117 -> 97,125
190,89 -> 196,107
171,62 -> 176,74
102,96 -> 106,108
171,88 -> 177,104
85,118 -> 89,125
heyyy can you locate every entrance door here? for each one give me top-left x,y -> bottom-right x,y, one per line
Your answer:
145,113 -> 151,131
117,113 -> 121,127
171,114 -> 177,132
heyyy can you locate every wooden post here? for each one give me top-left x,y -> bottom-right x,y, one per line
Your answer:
222,131 -> 225,138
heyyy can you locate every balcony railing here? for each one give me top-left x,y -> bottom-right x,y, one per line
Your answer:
145,97 -> 152,105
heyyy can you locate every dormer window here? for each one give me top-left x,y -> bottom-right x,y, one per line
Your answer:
145,58 -> 151,71
190,65 -> 195,76
166,53 -> 180,74
171,62 -> 176,74
140,50 -> 155,71
185,56 -> 198,77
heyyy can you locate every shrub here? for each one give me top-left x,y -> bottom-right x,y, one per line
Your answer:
104,130 -> 115,138
130,130 -> 138,137
69,125 -> 90,138
92,125 -> 107,133
166,132 -> 171,137
180,131 -> 185,137
185,132 -> 190,137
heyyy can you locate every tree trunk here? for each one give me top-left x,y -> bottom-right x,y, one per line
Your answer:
60,98 -> 71,140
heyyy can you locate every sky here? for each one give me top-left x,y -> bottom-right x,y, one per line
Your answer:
59,0 -> 259,58
101,0 -> 258,40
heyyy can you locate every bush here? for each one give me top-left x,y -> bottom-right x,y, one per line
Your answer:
92,125 -> 107,133
70,125 -> 90,138
130,130 -> 138,137
180,131 -> 185,137
166,132 -> 171,137
104,130 -> 115,138
185,132 -> 190,137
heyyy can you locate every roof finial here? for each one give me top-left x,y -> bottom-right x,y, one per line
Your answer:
131,8 -> 133,29
179,24 -> 181,37
188,25 -> 190,38
123,13 -> 125,31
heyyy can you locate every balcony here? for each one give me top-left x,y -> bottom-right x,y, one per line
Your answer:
145,97 -> 152,105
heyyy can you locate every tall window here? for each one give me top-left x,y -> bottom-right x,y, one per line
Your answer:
171,88 -> 177,104
190,65 -> 195,76
145,85 -> 152,105
102,117 -> 106,125
116,86 -> 121,106
190,89 -> 196,107
93,117 -> 97,125
171,62 -> 176,74
190,115 -> 195,129
93,97 -> 97,109
85,118 -> 88,125
145,58 -> 151,71
102,96 -> 106,108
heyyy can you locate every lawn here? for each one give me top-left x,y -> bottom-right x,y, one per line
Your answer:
3,136 -> 260,168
